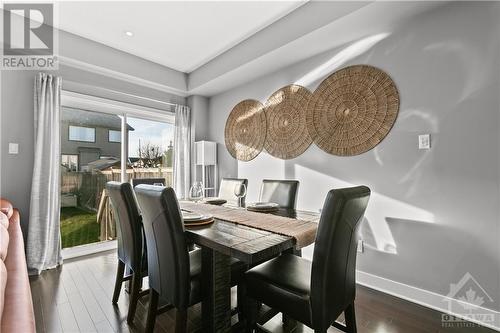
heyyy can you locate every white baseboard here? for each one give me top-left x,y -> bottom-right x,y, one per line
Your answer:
62,240 -> 117,260
356,270 -> 500,331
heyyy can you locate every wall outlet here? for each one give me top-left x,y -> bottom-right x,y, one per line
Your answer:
8,143 -> 19,154
357,240 -> 364,253
418,134 -> 431,149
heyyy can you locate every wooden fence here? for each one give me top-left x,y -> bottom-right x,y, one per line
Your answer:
61,167 -> 173,211
61,167 -> 173,241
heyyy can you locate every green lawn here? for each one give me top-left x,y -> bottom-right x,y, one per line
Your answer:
60,207 -> 100,248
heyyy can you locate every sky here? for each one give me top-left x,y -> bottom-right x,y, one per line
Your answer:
126,117 -> 174,158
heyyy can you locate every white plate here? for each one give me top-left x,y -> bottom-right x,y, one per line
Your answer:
247,202 -> 279,209
182,212 -> 204,221
205,197 -> 226,203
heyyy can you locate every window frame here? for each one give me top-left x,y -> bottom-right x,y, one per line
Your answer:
62,90 -> 176,182
68,125 -> 96,143
108,129 -> 121,143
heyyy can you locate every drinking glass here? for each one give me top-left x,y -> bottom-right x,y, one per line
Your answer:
233,183 -> 247,208
189,181 -> 204,202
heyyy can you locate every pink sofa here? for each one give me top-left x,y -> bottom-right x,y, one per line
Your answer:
0,198 -> 35,333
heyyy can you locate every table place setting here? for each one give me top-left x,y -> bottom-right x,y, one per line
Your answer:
179,200 -> 318,248
201,197 -> 227,205
181,211 -> 214,226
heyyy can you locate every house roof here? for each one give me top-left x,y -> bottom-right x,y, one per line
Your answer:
86,157 -> 121,170
62,107 -> 134,131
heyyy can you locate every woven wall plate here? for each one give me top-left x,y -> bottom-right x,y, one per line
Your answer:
225,99 -> 266,161
264,85 -> 313,159
306,65 -> 399,156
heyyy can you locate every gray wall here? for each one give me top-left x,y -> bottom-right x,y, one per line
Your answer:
1,70 -> 36,234
187,95 -> 209,142
187,95 -> 210,188
0,28 -> 186,233
207,2 -> 500,311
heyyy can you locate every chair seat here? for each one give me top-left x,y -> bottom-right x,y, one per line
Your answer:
244,254 -> 313,326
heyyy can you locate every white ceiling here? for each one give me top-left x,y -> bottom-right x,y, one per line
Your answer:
58,1 -> 305,73
188,1 -> 446,96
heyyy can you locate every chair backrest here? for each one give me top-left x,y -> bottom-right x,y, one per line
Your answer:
134,185 -> 191,308
310,186 -> 370,330
259,179 -> 299,209
131,178 -> 166,187
106,181 -> 143,271
219,178 -> 248,206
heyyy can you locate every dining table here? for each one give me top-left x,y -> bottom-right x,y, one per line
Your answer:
179,201 -> 320,333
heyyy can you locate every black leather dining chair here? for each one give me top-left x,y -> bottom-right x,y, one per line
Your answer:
134,184 -> 247,333
259,179 -> 299,209
219,177 -> 248,206
106,181 -> 148,324
242,186 -> 371,333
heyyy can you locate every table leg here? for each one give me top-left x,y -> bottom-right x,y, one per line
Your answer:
281,247 -> 299,329
201,247 -> 232,333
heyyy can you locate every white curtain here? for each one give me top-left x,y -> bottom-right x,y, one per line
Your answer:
173,104 -> 192,199
26,73 -> 63,275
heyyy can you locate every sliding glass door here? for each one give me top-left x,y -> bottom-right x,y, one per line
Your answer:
60,107 -> 123,248
59,103 -> 174,251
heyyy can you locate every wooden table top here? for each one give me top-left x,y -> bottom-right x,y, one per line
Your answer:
183,205 -> 320,265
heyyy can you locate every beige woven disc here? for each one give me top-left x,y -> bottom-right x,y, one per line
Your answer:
264,85 -> 313,159
225,99 -> 266,161
306,65 -> 399,156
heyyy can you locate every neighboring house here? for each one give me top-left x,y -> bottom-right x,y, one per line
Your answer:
61,107 -> 134,171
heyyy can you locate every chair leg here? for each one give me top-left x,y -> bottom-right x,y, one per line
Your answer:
345,303 -> 357,333
281,248 -> 301,326
145,290 -> 159,333
126,272 -> 142,324
175,308 -> 188,333
125,266 -> 132,293
282,313 -> 297,330
112,260 -> 125,304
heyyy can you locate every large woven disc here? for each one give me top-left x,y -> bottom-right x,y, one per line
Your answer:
306,65 -> 399,156
225,99 -> 266,161
264,85 -> 313,159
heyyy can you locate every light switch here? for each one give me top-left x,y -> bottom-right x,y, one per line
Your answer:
418,134 -> 430,150
8,143 -> 19,154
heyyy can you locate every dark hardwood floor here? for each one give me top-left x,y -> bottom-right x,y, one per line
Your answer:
29,250 -> 495,333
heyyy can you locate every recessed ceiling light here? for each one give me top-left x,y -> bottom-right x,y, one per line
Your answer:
125,31 -> 134,37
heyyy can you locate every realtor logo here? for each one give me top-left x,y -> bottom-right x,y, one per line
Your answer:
2,3 -> 58,69
442,272 -> 496,328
